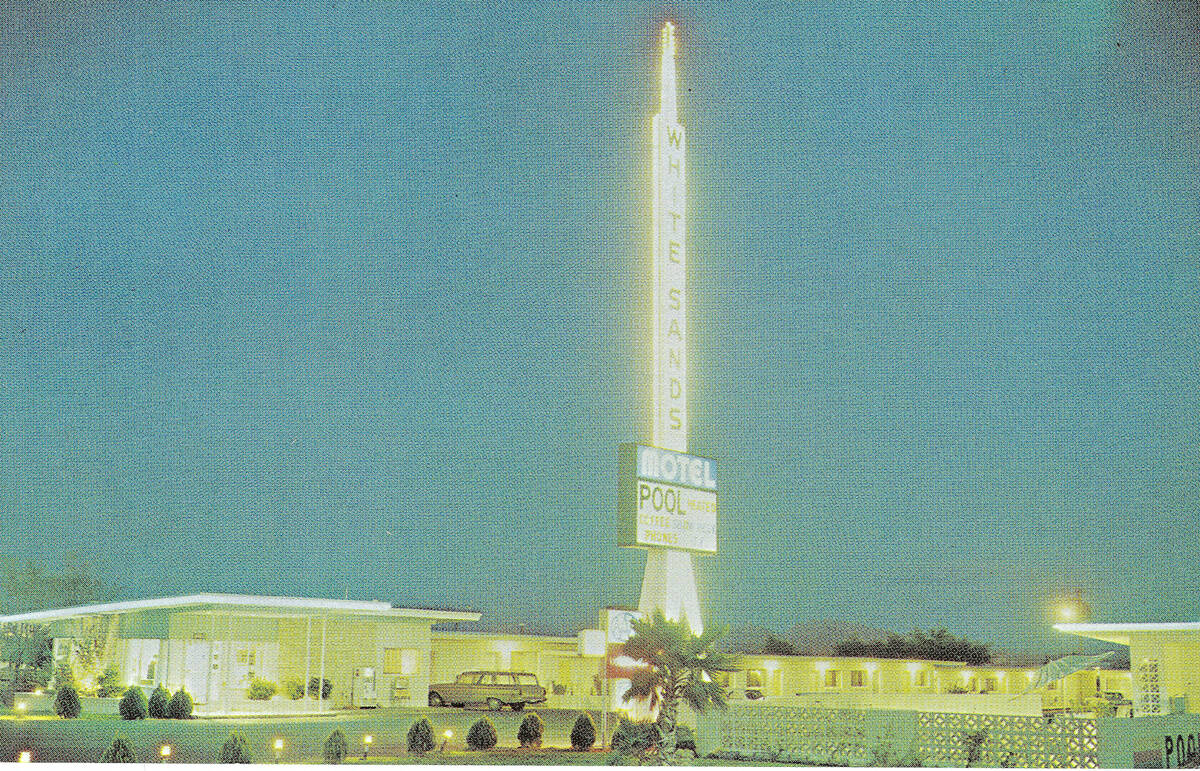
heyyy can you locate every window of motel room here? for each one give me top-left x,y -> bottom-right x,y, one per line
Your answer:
384,648 -> 419,675
825,669 -> 840,687
850,670 -> 865,687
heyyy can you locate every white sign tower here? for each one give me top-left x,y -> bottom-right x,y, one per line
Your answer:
639,22 -> 704,634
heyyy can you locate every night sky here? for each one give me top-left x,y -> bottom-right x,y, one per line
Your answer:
1,1 -> 1197,653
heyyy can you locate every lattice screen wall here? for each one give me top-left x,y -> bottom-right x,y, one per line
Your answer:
702,704 -> 1099,768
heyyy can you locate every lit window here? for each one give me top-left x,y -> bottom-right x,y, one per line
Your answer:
745,669 -> 765,688
916,671 -> 929,687
825,670 -> 840,688
384,648 -> 419,676
850,671 -> 865,687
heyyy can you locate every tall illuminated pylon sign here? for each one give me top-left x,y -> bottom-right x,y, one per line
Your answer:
636,22 -> 705,633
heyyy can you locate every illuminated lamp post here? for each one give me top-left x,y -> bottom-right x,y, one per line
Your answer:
273,738 -> 284,763
362,734 -> 372,760
441,729 -> 452,753
159,745 -> 172,763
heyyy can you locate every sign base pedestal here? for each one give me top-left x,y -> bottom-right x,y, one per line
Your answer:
638,548 -> 703,633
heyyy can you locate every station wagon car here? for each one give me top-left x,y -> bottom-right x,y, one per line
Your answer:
427,670 -> 547,711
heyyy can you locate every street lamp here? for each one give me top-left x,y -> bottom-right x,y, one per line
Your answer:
441,729 -> 453,752
1055,589 -> 1091,624
273,738 -> 284,763
362,734 -> 373,760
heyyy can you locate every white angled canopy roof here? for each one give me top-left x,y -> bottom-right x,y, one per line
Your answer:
1056,621 -> 1200,647
0,593 -> 480,625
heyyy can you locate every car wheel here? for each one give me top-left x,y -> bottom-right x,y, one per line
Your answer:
428,692 -> 445,707
486,697 -> 502,711
512,702 -> 525,711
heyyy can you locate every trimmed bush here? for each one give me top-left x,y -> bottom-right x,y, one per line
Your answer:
466,717 -> 498,750
118,686 -> 148,720
54,685 -> 81,718
323,729 -> 349,764
570,712 -> 596,751
217,731 -> 253,763
283,677 -> 305,700
148,684 -> 170,718
246,678 -> 277,700
407,718 -> 435,755
97,664 -> 123,698
166,687 -> 193,719
517,711 -> 545,748
307,677 -> 332,700
100,735 -> 136,763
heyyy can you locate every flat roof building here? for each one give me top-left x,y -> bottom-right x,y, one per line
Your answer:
0,593 -> 479,715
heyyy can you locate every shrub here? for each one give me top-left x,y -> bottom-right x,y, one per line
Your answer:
407,718 -> 435,754
54,661 -> 77,691
283,677 -> 305,700
570,713 -> 596,751
54,685 -> 81,718
100,735 -> 136,763
307,677 -> 332,700
517,711 -> 545,748
676,725 -> 698,758
323,729 -> 349,764
166,687 -> 193,719
610,719 -> 658,762
118,686 -> 148,720
247,678 -> 277,701
97,664 -> 123,698
466,717 -> 498,750
217,731 -> 253,763
147,685 -> 170,718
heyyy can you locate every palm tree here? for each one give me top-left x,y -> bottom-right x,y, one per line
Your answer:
621,610 -> 738,765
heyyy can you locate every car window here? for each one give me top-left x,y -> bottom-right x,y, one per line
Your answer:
496,674 -> 515,685
516,674 -> 537,685
456,673 -> 474,684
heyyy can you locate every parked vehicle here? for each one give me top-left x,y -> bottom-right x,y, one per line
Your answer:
427,671 -> 547,711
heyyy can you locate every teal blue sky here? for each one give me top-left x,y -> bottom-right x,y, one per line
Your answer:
1,1 -> 1197,652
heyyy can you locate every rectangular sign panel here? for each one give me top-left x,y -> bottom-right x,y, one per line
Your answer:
619,443 -> 717,554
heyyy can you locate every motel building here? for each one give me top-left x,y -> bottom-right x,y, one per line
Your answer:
0,592 -> 1133,719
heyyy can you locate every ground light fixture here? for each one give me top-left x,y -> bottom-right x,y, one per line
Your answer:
160,744 -> 171,763
273,738 -> 284,763
362,734 -> 372,759
15,700 -> 26,717
441,729 -> 452,752
18,751 -> 31,763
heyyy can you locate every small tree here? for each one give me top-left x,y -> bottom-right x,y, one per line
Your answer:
97,664 -> 123,698
217,731 -> 253,763
99,735 -> 136,763
54,685 -> 81,718
247,678 -> 276,700
517,711 -> 545,748
307,676 -> 332,699
466,717 -> 498,750
570,713 -> 596,751
323,729 -> 349,764
407,718 -> 435,754
147,684 -> 170,718
621,610 -> 737,764
166,687 -> 193,719
118,686 -> 148,720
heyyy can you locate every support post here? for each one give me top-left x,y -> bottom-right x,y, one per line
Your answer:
319,618 -> 327,712
304,617 -> 311,707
